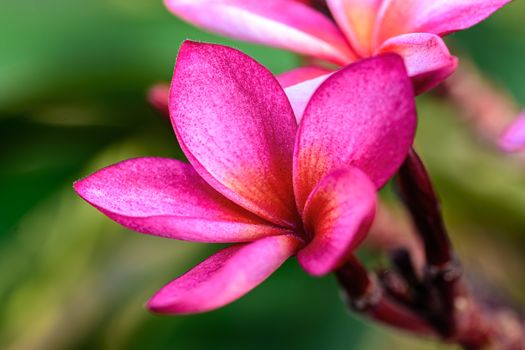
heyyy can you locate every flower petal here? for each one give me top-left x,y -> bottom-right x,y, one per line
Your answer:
277,66 -> 333,88
147,83 -> 170,117
298,168 -> 376,276
147,234 -> 302,314
293,54 -> 416,211
326,0 -> 383,57
170,41 -> 298,227
284,72 -> 333,123
74,158 -> 287,243
374,0 -> 511,45
499,111 -> 525,153
377,33 -> 458,94
165,0 -> 355,65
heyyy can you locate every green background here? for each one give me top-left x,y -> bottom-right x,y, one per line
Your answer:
1,1 -> 524,349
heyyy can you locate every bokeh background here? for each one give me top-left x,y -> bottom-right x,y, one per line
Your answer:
1,1 -> 525,349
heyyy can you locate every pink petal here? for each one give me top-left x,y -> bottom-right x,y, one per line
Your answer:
170,41 -> 298,227
293,54 -> 416,211
298,168 -> 376,276
284,72 -> 333,123
377,33 -> 458,94
164,0 -> 355,65
374,0 -> 511,45
74,158 -> 287,243
147,234 -> 301,314
277,66 -> 333,88
147,83 -> 170,117
326,0 -> 383,57
499,111 -> 525,153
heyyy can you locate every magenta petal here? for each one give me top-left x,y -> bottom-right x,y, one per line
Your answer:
294,54 -> 416,211
165,0 -> 355,65
277,66 -> 333,88
171,41 -> 299,227
500,111 -> 525,153
375,0 -> 511,44
147,234 -> 301,314
74,158 -> 287,243
298,168 -> 376,276
377,33 -> 458,94
284,72 -> 333,123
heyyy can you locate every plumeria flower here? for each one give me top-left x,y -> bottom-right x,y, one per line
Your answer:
164,0 -> 511,115
74,41 -> 416,314
499,111 -> 525,152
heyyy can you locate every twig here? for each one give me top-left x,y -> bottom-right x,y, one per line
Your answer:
336,256 -> 436,336
394,148 -> 525,349
337,149 -> 525,349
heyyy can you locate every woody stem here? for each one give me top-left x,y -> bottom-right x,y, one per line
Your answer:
335,256 -> 436,336
337,148 -> 525,349
394,148 -> 525,349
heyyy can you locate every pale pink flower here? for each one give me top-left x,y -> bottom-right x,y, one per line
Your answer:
74,41 -> 416,314
499,111 -> 525,152
165,0 -> 510,117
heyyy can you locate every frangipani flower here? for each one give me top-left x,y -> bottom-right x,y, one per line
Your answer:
74,41 -> 416,314
499,111 -> 525,152
165,0 -> 510,98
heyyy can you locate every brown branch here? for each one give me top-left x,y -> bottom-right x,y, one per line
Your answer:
336,256 -> 436,336
393,148 -> 525,349
336,148 -> 525,350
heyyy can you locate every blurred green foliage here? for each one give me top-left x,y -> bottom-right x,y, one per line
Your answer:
0,1 -> 524,349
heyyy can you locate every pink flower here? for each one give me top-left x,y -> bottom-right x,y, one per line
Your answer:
499,111 -> 525,152
74,41 -> 416,314
164,0 -> 510,101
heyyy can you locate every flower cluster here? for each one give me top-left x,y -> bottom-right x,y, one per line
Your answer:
75,0 -> 513,325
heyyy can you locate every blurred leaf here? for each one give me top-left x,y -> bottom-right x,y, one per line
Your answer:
0,0 -> 298,113
0,117 -> 127,238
